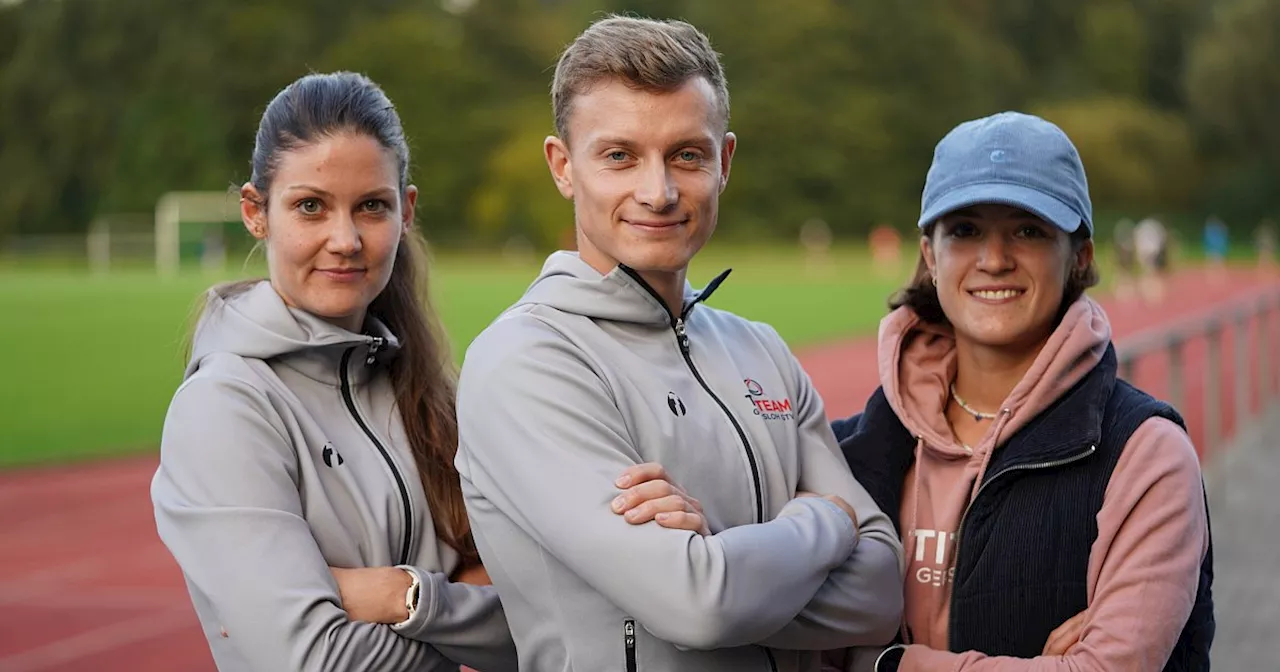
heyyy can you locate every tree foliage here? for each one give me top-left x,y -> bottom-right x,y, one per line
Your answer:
0,0 -> 1272,244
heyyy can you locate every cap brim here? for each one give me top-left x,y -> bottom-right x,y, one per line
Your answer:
918,183 -> 1086,235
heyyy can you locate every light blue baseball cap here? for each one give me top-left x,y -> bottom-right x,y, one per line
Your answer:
918,111 -> 1092,236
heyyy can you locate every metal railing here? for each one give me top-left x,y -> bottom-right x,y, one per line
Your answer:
1117,287 -> 1280,454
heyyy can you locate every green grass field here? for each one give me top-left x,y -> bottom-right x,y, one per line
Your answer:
0,246 -> 904,467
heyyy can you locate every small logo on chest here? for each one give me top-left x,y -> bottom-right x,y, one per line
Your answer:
743,378 -> 794,421
667,392 -> 688,417
322,443 -> 345,468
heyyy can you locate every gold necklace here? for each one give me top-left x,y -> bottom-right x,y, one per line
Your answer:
950,383 -> 999,421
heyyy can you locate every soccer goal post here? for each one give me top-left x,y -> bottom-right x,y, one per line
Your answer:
87,213 -> 153,275
155,190 -> 240,278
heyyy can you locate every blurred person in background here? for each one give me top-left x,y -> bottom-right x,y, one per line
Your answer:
454,15 -> 904,672
800,217 -> 835,272
150,71 -> 520,672
1134,216 -> 1170,304
1110,217 -> 1137,301
869,224 -> 905,279
1202,215 -> 1229,285
831,112 -> 1214,671
1256,219 -> 1276,273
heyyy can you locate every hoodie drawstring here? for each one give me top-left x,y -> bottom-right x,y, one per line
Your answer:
966,407 -> 1015,504
898,434 -> 927,645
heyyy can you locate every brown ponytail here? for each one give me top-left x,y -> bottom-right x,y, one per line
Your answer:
369,232 -> 476,566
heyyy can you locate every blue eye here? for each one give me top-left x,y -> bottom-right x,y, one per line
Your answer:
607,151 -> 629,162
677,150 -> 700,162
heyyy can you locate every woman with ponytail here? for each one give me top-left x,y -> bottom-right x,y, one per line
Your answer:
151,71 -> 513,672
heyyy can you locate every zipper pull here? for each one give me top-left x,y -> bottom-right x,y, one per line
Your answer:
674,318 -> 690,354
366,336 -> 385,365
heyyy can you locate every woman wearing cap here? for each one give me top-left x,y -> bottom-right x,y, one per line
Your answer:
831,112 -> 1214,671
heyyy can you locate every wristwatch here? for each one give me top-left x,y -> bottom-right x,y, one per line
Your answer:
402,569 -> 421,622
874,644 -> 907,671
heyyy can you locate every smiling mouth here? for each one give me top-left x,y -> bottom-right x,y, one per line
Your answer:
625,219 -> 687,229
969,289 -> 1025,300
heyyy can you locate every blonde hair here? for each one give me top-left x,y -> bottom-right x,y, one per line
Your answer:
551,15 -> 729,142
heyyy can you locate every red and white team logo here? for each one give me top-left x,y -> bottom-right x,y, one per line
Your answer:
743,378 -> 794,421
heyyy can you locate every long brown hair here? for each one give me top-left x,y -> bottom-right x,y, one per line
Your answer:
242,72 -> 476,564
370,232 -> 476,565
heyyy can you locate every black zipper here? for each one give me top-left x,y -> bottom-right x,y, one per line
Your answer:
618,267 -> 776,672
623,619 -> 637,672
339,343 -> 413,566
675,316 -> 780,671
674,318 -> 765,524
946,443 -> 1097,648
623,617 -> 773,671
618,267 -> 764,524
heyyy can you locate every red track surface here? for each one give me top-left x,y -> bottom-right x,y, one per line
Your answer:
2,267 -> 1277,671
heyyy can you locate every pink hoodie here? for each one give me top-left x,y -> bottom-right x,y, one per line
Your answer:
874,298 -> 1209,670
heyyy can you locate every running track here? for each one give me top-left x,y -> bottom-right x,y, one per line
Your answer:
2,267 -> 1277,671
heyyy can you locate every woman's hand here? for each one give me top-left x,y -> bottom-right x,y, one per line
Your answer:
797,491 -> 859,528
1042,609 -> 1087,656
329,566 -> 412,624
612,462 -> 710,535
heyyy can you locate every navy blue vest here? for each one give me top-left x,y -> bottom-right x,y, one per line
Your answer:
834,345 -> 1214,669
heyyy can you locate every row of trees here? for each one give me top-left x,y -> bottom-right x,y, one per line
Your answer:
1,0 -> 1277,249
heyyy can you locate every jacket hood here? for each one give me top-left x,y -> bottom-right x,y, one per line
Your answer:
186,280 -> 398,381
877,296 -> 1112,458
514,251 -> 721,326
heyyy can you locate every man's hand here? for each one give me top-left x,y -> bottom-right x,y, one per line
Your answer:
797,491 -> 858,529
329,566 -> 413,624
1042,609 -> 1087,656
612,462 -> 710,535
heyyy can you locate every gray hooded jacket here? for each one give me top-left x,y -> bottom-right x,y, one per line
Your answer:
152,281 -> 517,672
455,252 -> 905,672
